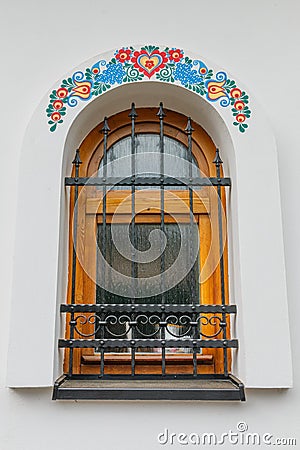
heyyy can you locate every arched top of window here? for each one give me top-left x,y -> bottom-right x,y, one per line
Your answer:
85,108 -> 215,179
98,133 -> 200,182
99,133 -> 199,176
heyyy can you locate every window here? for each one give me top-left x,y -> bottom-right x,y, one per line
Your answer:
53,104 -> 245,400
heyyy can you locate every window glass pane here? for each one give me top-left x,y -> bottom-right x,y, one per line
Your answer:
96,133 -> 200,353
96,223 -> 199,305
98,133 -> 200,186
96,223 -> 199,352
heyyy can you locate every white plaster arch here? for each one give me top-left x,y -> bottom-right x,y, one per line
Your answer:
7,46 -> 292,388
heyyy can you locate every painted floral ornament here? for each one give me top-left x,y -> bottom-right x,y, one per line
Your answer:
131,48 -> 168,78
46,45 -> 251,133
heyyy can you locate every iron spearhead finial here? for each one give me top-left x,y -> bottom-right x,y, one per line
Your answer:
157,102 -> 166,119
185,117 -> 194,135
101,117 -> 110,134
213,148 -> 223,166
129,102 -> 138,118
72,149 -> 82,166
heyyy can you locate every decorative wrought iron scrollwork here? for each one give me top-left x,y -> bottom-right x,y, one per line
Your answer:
198,315 -> 225,338
70,312 -> 226,339
165,314 -> 192,337
104,314 -> 131,337
72,314 -> 102,337
135,314 -> 161,337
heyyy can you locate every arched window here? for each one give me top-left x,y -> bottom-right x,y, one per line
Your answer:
54,105 -> 245,400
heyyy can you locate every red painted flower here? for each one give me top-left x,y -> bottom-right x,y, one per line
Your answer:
53,100 -> 63,110
145,60 -> 155,69
234,101 -> 245,110
56,87 -> 68,99
230,88 -> 242,99
236,113 -> 246,123
169,49 -> 183,62
51,112 -> 61,122
115,48 -> 131,63
92,67 -> 100,74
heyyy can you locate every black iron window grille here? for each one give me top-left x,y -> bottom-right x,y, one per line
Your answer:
53,104 -> 245,401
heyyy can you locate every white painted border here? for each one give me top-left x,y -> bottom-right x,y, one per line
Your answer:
7,47 -> 292,388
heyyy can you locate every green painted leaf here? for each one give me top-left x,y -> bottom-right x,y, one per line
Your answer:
225,79 -> 235,89
142,45 -> 159,53
50,123 -> 57,132
204,70 -> 213,79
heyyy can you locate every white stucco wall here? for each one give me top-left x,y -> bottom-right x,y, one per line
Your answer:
1,1 -> 299,449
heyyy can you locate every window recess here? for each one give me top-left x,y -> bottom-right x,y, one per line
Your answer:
53,104 -> 245,401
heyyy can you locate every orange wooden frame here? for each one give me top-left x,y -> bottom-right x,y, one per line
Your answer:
64,108 -> 231,375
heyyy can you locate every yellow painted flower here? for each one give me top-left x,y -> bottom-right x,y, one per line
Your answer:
206,80 -> 227,101
72,80 -> 92,99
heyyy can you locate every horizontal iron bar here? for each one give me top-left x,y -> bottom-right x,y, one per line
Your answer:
63,373 -> 234,380
60,304 -> 237,314
65,176 -> 231,187
59,338 -> 238,349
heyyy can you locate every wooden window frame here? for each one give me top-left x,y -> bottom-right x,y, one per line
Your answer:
63,108 -> 231,376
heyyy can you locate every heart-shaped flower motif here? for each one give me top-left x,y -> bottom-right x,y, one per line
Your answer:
131,49 -> 168,78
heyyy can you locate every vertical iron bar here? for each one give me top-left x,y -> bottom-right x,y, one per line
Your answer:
213,148 -> 228,376
129,103 -> 138,376
69,149 -> 82,376
185,117 -> 196,305
186,118 -> 198,376
157,102 -> 166,376
96,228 -> 105,378
131,341 -> 135,377
192,314 -> 198,377
101,117 -> 110,301
157,102 -> 166,300
100,347 -> 105,378
100,117 -> 110,377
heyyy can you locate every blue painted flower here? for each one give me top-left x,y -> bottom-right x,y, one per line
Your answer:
96,62 -> 125,85
174,63 -> 203,85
